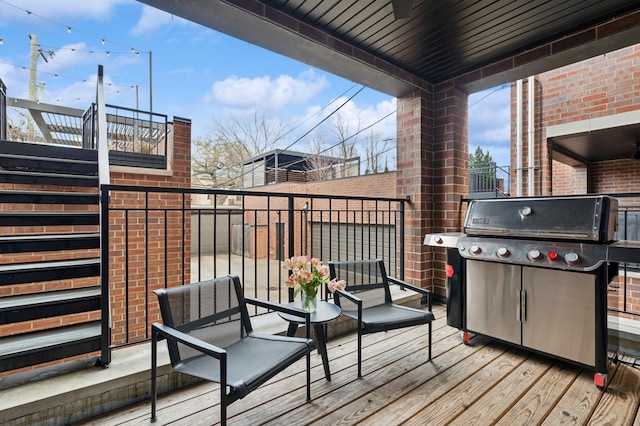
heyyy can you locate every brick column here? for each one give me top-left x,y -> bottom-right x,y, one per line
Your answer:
396,88 -> 435,293
397,83 -> 468,299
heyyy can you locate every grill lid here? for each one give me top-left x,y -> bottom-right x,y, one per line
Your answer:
463,196 -> 618,243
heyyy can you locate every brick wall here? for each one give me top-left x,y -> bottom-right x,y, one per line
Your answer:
513,45 -> 640,196
107,117 -> 192,346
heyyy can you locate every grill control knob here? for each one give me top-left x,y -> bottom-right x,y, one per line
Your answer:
564,252 -> 581,265
434,236 -> 443,244
470,245 -> 482,255
528,249 -> 543,261
497,247 -> 510,258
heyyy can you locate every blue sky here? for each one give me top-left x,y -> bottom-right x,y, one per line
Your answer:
0,0 -> 511,167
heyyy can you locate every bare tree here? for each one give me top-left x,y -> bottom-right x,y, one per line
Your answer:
331,111 -> 358,177
192,111 -> 288,189
363,132 -> 392,174
304,134 -> 335,181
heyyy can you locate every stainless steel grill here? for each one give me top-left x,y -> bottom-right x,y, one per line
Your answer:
424,195 -> 632,389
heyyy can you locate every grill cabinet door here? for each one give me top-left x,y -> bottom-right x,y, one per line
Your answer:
466,260 -> 521,345
522,267 -> 596,367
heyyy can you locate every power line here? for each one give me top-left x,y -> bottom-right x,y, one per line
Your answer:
468,84 -> 508,109
0,0 -> 148,54
218,97 -> 396,187
0,37 -> 144,57
278,83 -> 360,140
216,86 -> 367,187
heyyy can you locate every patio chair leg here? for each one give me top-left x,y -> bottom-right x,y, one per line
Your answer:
306,352 -> 311,401
221,391 -> 227,426
151,328 -> 158,423
357,328 -> 362,378
428,321 -> 432,361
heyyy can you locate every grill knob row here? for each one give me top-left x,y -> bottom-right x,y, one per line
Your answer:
466,244 -> 582,266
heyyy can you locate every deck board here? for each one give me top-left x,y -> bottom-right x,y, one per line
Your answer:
493,361 -> 580,426
75,304 -> 640,426
448,354 -> 557,426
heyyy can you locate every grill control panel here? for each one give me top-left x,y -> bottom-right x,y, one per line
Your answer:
456,236 -> 608,271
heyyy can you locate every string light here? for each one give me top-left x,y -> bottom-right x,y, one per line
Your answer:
0,0 -> 151,110
0,0 -> 149,54
0,58 -> 140,93
0,37 -> 140,57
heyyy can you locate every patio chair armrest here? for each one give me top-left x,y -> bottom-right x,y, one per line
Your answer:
245,297 -> 312,335
335,288 -> 362,305
152,322 -> 226,359
387,277 -> 433,309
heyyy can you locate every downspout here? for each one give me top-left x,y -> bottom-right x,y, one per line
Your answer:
528,76 -> 535,196
516,79 -> 523,196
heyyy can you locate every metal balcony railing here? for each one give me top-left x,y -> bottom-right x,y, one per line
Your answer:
83,104 -> 169,169
100,184 -> 407,353
468,165 -> 511,198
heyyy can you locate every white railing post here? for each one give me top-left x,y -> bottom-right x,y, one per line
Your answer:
96,65 -> 110,185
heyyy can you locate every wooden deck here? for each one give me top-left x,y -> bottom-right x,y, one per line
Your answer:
77,305 -> 640,425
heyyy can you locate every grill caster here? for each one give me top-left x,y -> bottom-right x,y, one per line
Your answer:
462,331 -> 471,344
594,372 -> 607,390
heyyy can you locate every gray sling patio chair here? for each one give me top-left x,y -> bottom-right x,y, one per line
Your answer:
328,259 -> 434,378
151,275 -> 316,425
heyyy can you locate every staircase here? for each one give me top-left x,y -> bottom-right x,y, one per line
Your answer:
0,140 -> 104,374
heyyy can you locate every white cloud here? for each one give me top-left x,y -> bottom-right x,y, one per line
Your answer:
316,96 -> 396,141
130,5 -> 192,36
204,70 -> 330,112
0,0 -> 132,24
39,43 -> 93,72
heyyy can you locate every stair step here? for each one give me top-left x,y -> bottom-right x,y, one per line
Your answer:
0,190 -> 98,205
0,153 -> 98,176
0,321 -> 102,372
0,258 -> 100,286
0,233 -> 100,253
0,286 -> 101,324
0,211 -> 99,226
0,141 -> 98,162
0,170 -> 99,187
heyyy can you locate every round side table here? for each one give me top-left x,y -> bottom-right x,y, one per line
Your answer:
278,300 -> 341,381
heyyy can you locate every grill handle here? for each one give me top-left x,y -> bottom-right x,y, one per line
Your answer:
517,290 -> 527,322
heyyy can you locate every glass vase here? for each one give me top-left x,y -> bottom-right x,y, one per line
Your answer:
300,288 -> 317,312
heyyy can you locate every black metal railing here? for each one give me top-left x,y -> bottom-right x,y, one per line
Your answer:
83,103 -> 169,169
100,184 -> 406,352
468,165 -> 510,198
612,204 -> 640,319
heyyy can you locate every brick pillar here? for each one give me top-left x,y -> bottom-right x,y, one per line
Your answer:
432,82 -> 468,297
396,87 -> 435,293
397,83 -> 468,299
